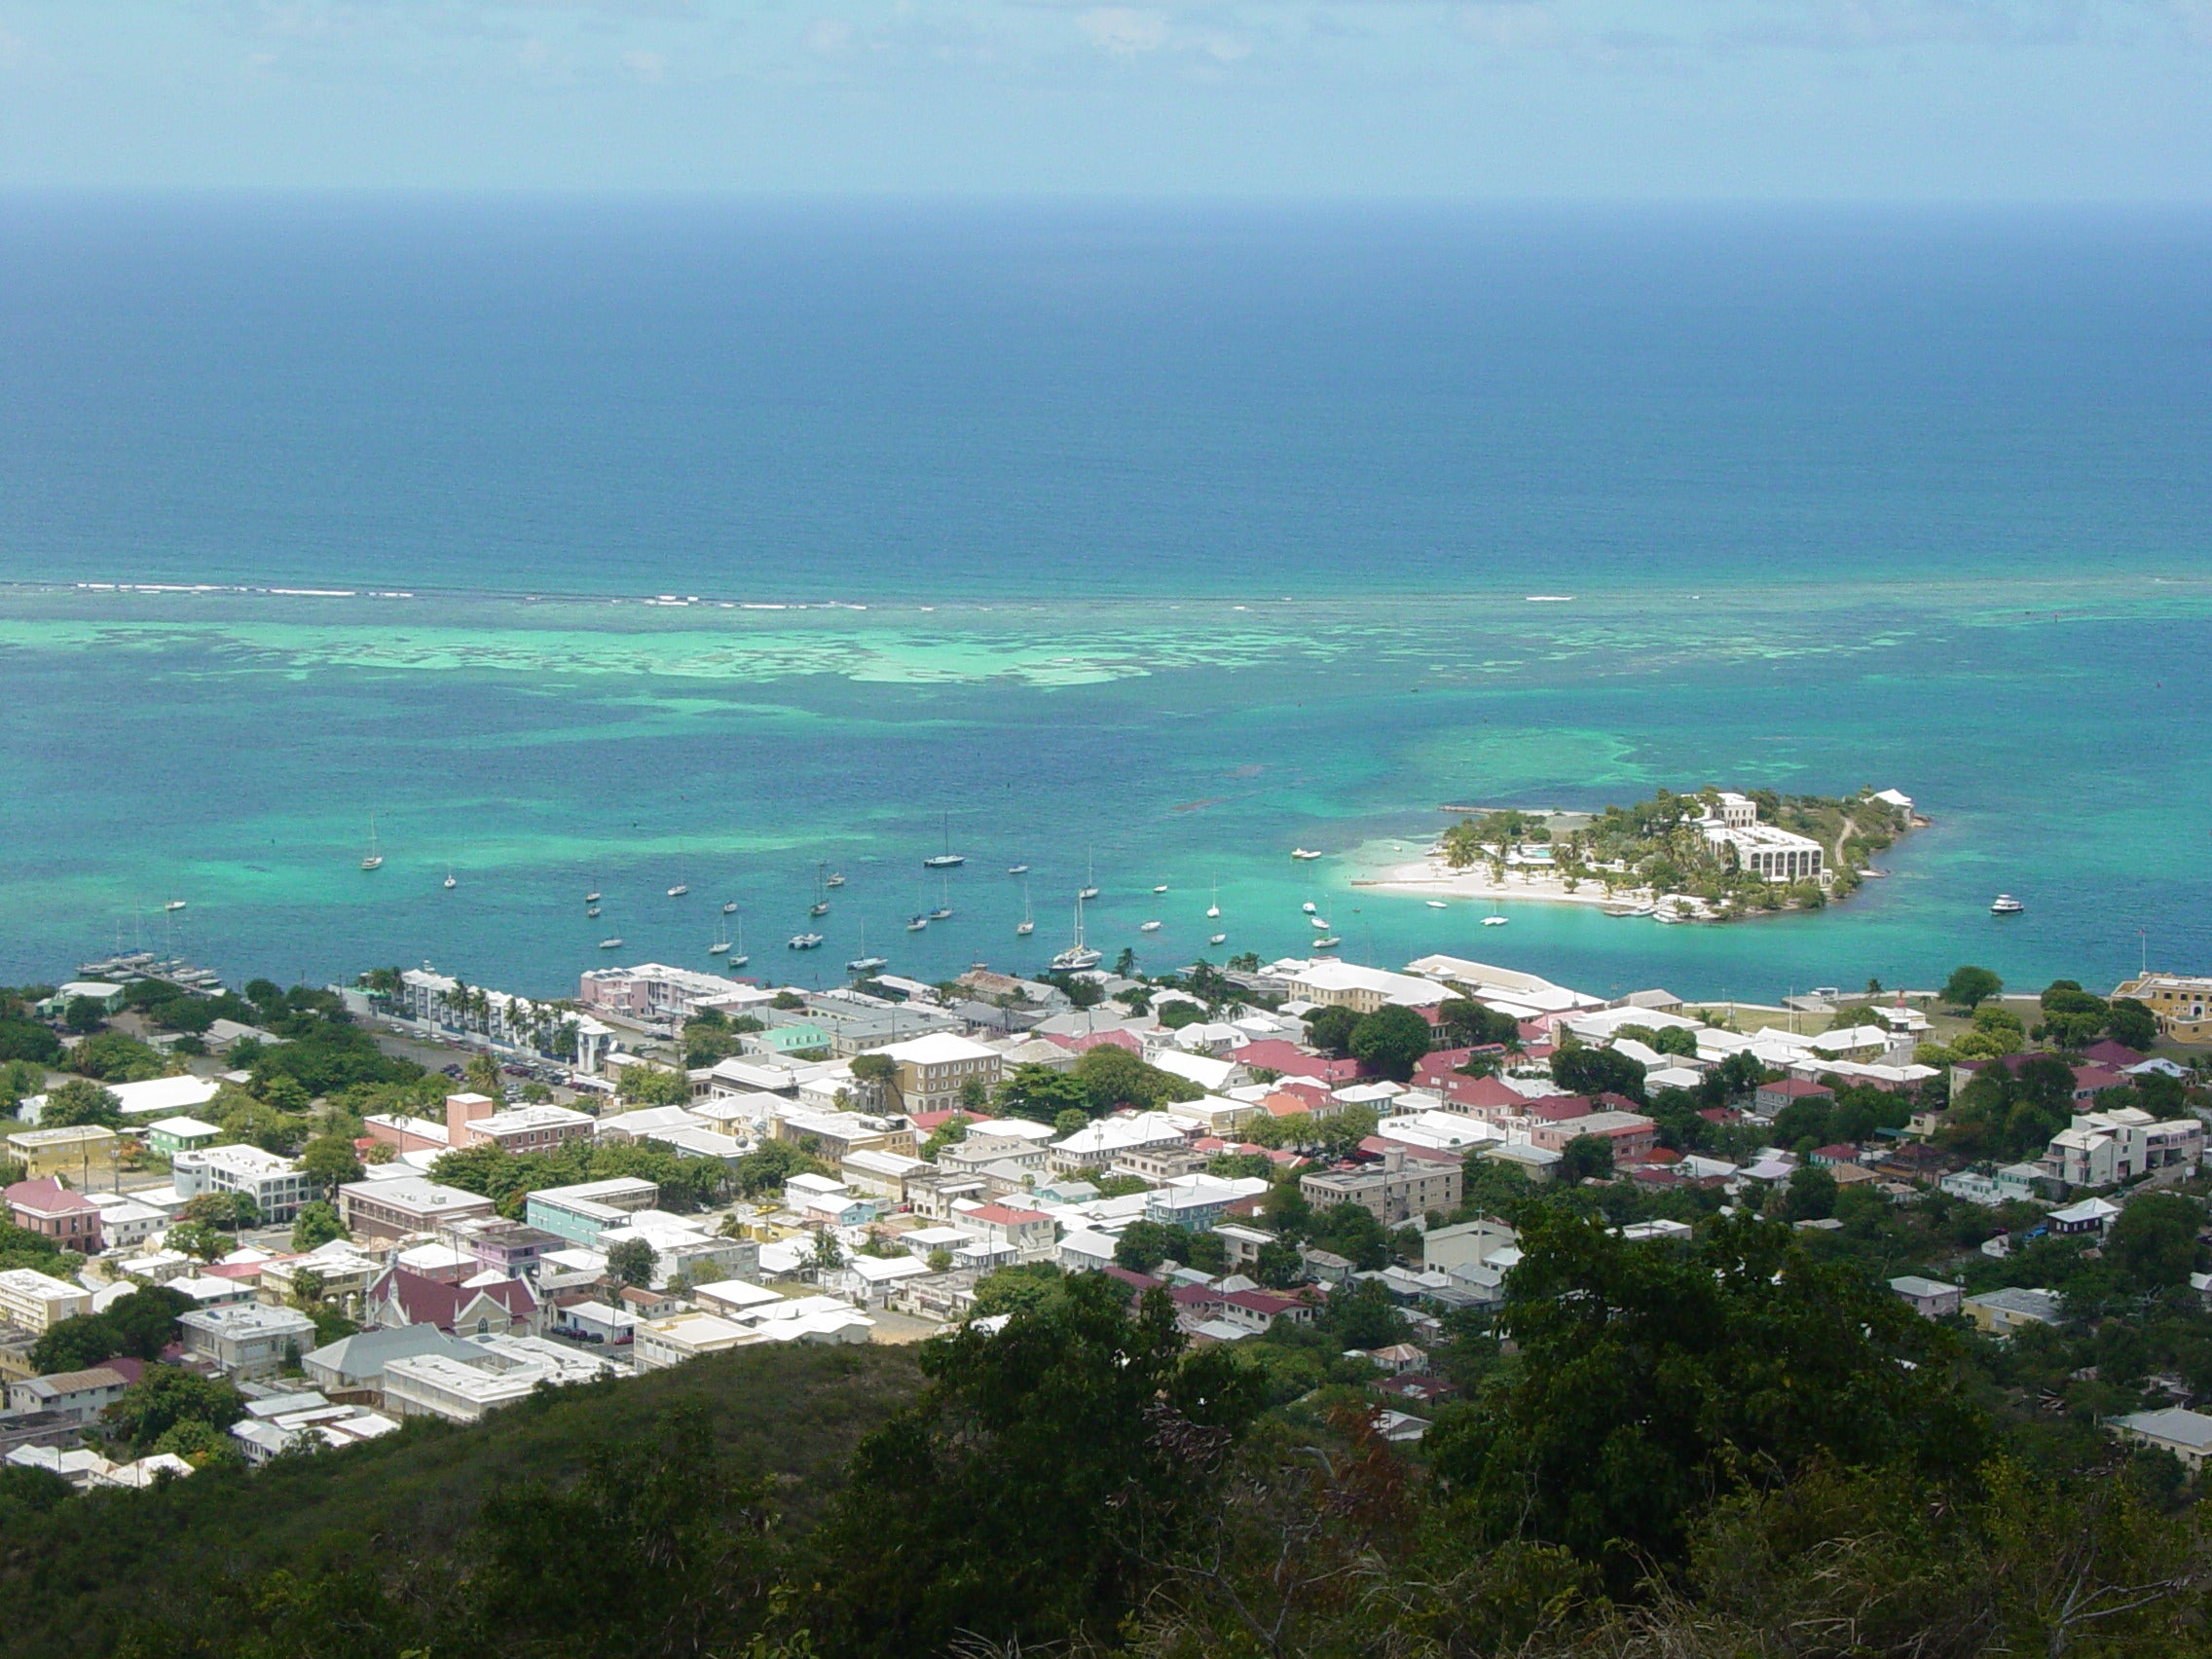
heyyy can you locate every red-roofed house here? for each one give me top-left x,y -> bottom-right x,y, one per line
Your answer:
1809,1144 -> 1862,1167
367,1266 -> 541,1338
1232,1041 -> 1369,1086
1525,1095 -> 1595,1124
2081,1040 -> 2148,1069
955,1202 -> 1055,1256
1218,1287 -> 1323,1333
1422,1070 -> 1530,1120
1754,1078 -> 1833,1116
6,1176 -> 103,1251
1045,1029 -> 1145,1057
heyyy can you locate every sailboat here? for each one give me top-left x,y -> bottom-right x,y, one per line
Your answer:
164,898 -> 188,912
1007,863 -> 1030,875
360,817 -> 384,871
1208,932 -> 1227,946
1078,847 -> 1098,903
708,916 -> 730,955
1152,883 -> 1168,895
667,882 -> 689,898
1016,878 -> 1036,937
1483,896 -> 1509,927
1205,881 -> 1220,921
846,923 -> 887,976
586,904 -> 602,918
585,890 -> 602,903
722,899 -> 738,914
923,812 -> 965,868
825,870 -> 847,889
1302,900 -> 1317,915
599,936 -> 624,949
929,873 -> 953,921
1139,919 -> 1161,933
443,866 -> 457,891
727,917 -> 749,968
1051,895 -> 1102,972
810,864 -> 830,917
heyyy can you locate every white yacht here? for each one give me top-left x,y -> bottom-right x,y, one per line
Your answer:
1051,895 -> 1102,972
1310,935 -> 1341,949
1302,900 -> 1317,915
1426,900 -> 1448,909
1205,881 -> 1221,920
1078,847 -> 1098,902
1208,932 -> 1227,946
727,919 -> 749,968
1291,847 -> 1323,861
598,937 -> 624,949
1991,894 -> 2024,915
722,900 -> 739,914
361,817 -> 384,871
1483,914 -> 1510,927
788,932 -> 824,950
1139,920 -> 1161,933
1016,879 -> 1035,937
1152,883 -> 1168,895
923,812 -> 965,868
164,899 -> 188,912
667,883 -> 688,898
443,867 -> 457,891
846,927 -> 887,975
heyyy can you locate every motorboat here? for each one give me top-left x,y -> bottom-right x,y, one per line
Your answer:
1310,935 -> 1341,949
1153,884 -> 1168,895
667,884 -> 689,898
1302,901 -> 1317,915
1291,848 -> 1323,861
598,937 -> 624,949
1139,920 -> 1161,933
1008,863 -> 1030,875
1425,900 -> 1448,909
788,933 -> 824,949
1208,932 -> 1227,945
164,899 -> 188,912
1483,914 -> 1510,927
1991,894 -> 2024,915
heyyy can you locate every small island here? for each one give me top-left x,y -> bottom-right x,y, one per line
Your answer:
1364,786 -> 1923,921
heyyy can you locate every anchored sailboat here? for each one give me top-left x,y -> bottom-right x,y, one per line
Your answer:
923,811 -> 965,868
1051,894 -> 1102,972
360,817 -> 384,871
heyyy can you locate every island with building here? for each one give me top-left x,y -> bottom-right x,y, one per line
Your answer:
1365,784 -> 1922,920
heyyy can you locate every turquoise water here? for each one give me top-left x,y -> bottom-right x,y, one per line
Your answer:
2,202 -> 2208,1001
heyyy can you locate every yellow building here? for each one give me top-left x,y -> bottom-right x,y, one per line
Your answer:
2112,974 -> 2212,1044
6,1124 -> 119,1183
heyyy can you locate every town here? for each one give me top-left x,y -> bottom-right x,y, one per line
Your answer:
2,938 -> 2209,1513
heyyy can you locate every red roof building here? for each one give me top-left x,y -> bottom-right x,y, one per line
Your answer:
5,1176 -> 103,1251
1231,1041 -> 1369,1085
1525,1095 -> 1596,1124
367,1266 -> 540,1337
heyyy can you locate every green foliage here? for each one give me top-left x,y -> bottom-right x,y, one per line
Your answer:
1427,1209 -> 1993,1585
1303,1004 -> 1360,1056
1069,1044 -> 1200,1113
2106,1193 -> 2204,1293
102,1364 -> 247,1456
1942,964 -> 2004,1010
1112,1220 -> 1227,1275
968,1262 -> 1069,1320
919,1114 -> 972,1161
298,1133 -> 365,1195
1550,1042 -> 1647,1105
1653,1023 -> 1700,1056
0,1018 -> 61,1066
1782,1163 -> 1838,1222
807,1273 -> 1266,1657
37,1077 -> 122,1127
1556,1133 -> 1616,1183
2107,996 -> 2159,1051
432,1137 -> 727,1216
165,1219 -> 229,1261
730,1141 -> 826,1200
29,1287 -> 189,1374
1347,1003 -> 1432,1081
1437,996 -> 1522,1051
618,1063 -> 691,1106
607,1236 -> 659,1287
994,1062 -> 1091,1124
65,1031 -> 167,1083
289,1199 -> 347,1252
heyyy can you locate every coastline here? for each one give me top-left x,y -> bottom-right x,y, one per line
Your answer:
1353,856 -> 1634,911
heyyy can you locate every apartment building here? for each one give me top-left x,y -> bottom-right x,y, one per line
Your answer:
172,1144 -> 313,1223
1300,1148 -> 1462,1226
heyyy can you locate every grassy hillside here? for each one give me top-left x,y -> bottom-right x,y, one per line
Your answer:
0,1342 -> 921,1659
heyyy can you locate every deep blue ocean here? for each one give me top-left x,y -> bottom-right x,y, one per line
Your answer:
3,198 -> 2208,1003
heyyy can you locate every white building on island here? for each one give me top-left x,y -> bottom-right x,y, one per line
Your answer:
1698,793 -> 1825,885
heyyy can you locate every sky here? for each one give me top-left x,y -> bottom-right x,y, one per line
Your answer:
0,2 -> 2208,198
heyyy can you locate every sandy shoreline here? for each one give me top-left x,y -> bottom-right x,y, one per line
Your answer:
1352,856 -> 1646,910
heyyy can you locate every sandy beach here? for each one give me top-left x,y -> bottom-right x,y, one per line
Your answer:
1350,849 -> 1648,911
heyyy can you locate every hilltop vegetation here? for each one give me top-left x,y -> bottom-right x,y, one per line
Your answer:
6,1202 -> 2211,1659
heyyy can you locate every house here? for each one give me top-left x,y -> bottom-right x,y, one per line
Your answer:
2109,973 -> 2212,1044
1144,1175 -> 1266,1232
876,1032 -> 1005,1116
1275,961 -> 1445,1014
952,1202 -> 1057,1258
1962,1286 -> 2065,1336
2041,1110 -> 2202,1189
1530,1110 -> 1660,1162
1753,1078 -> 1833,1118
6,1365 -> 132,1424
338,1176 -> 498,1239
1420,1219 -> 1519,1275
366,1266 -> 541,1337
522,1177 -> 661,1246
2047,1197 -> 2122,1236
452,1098 -> 596,1155
2110,1407 -> 2212,1471
1477,1141 -> 1564,1181
1217,1287 -> 1322,1333
382,1335 -> 613,1420
144,1116 -> 223,1158
1228,1041 -> 1367,1087
1300,1148 -> 1462,1226
173,1144 -> 313,1223
0,1268 -> 92,1335
839,1149 -> 930,1202
5,1177 -> 104,1252
229,1394 -> 401,1462
833,1252 -> 934,1308
300,1323 -> 482,1398
177,1304 -> 319,1378
1888,1275 -> 1963,1319
632,1312 -> 758,1371
4,1125 -> 119,1184
1049,1112 -> 1189,1175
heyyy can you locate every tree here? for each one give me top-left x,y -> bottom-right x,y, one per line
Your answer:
462,1053 -> 505,1098
996,1062 -> 1091,1125
619,1064 -> 689,1106
1782,1163 -> 1838,1223
1437,997 -> 1520,1051
2106,1193 -> 2203,1292
1654,1024 -> 1699,1057
2107,997 -> 2158,1052
1425,1209 -> 1992,1586
1347,1005 -> 1432,1082
102,1364 -> 246,1456
259,1073 -> 314,1114
61,996 -> 109,1034
31,1286 -> 189,1373
1942,965 -> 2004,1011
1053,1107 -> 1088,1137
38,1077 -> 121,1128
810,1229 -> 845,1273
1304,1006 -> 1360,1056
1072,1044 -> 1198,1114
1253,1238 -> 1305,1289
299,1132 -> 364,1196
1551,1043 -> 1648,1105
166,1220 -> 228,1261
1557,1133 -> 1616,1183
1112,946 -> 1138,978
0,1018 -> 61,1065
607,1236 -> 659,1288
289,1199 -> 347,1252
808,1272 -> 1266,1657
958,1076 -> 990,1113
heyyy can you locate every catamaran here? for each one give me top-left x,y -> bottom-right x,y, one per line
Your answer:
360,817 -> 384,871
923,812 -> 965,868
1051,895 -> 1102,972
787,932 -> 824,950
